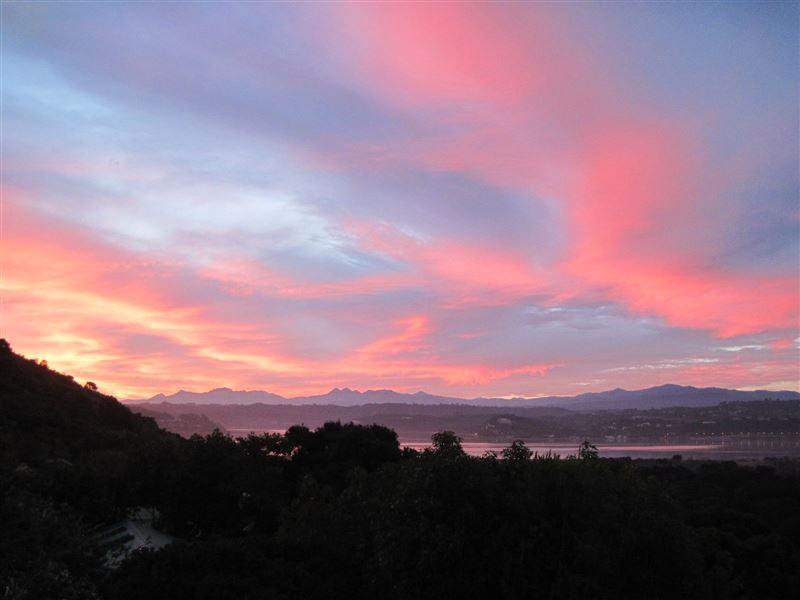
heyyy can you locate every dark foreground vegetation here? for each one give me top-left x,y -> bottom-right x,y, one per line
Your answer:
2,340 -> 799,599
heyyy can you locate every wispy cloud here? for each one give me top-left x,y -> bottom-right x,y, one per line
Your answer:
2,2 -> 797,397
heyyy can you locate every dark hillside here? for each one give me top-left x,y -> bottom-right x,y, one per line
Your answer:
0,338 -> 163,465
0,340 -> 181,599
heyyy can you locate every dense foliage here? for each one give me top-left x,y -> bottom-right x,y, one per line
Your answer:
2,340 -> 799,599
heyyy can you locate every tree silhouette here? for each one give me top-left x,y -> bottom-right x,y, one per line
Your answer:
430,430 -> 464,457
502,439 -> 533,462
578,439 -> 599,460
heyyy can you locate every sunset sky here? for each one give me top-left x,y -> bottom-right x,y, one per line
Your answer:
2,2 -> 798,399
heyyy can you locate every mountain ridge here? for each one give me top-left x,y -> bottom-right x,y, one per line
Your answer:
130,383 -> 800,410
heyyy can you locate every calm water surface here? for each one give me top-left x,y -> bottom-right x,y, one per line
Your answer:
227,429 -> 800,459
400,440 -> 800,459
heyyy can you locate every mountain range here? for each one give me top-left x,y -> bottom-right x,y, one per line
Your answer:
133,383 -> 799,411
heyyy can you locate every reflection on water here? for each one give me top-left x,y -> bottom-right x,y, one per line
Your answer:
400,440 -> 800,460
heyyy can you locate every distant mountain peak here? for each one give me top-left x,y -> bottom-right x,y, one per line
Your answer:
651,383 -> 693,391
138,387 -> 287,405
328,386 -> 348,392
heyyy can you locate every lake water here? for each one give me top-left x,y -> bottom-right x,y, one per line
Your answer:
226,428 -> 800,460
400,440 -> 800,460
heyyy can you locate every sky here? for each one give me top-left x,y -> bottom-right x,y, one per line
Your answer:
1,1 -> 798,400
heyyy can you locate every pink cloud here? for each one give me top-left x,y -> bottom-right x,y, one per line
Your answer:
343,219 -> 543,305
315,5 -> 799,339
327,4 -> 548,109
3,197 -> 557,397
